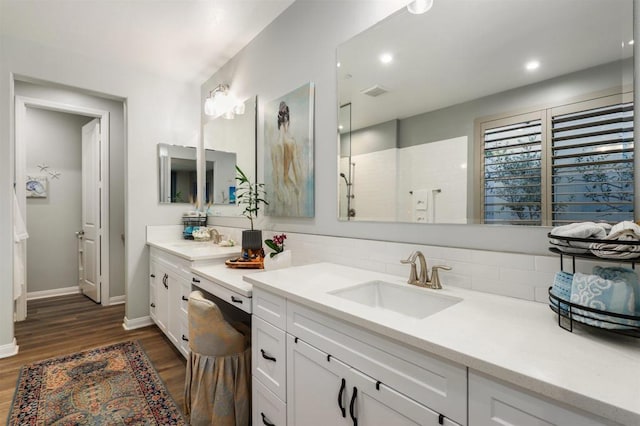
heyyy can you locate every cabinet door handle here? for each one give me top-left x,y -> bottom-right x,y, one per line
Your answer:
192,277 -> 200,283
337,377 -> 346,417
231,296 -> 243,304
150,303 -> 156,308
150,274 -> 156,278
349,386 -> 358,426
181,335 -> 189,342
260,349 -> 276,362
260,412 -> 275,426
163,274 -> 168,289
181,296 -> 188,301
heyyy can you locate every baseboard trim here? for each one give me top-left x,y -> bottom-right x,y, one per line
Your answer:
122,316 -> 153,330
109,295 -> 126,305
0,338 -> 19,359
27,286 -> 80,300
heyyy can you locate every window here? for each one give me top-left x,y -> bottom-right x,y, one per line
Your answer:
479,94 -> 633,226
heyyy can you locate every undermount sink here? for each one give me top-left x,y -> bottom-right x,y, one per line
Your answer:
330,280 -> 461,319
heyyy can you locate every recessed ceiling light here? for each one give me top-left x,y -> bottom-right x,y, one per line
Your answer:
629,39 -> 635,45
338,125 -> 344,130
337,62 -> 341,68
525,60 -> 540,71
407,0 -> 434,14
380,53 -> 393,64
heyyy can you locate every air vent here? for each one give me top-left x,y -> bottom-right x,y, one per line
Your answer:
360,85 -> 388,97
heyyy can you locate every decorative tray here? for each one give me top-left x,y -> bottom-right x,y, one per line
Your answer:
225,257 -> 264,269
548,287 -> 639,338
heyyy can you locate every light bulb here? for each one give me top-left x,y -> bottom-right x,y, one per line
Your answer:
407,0 -> 434,15
204,97 -> 215,116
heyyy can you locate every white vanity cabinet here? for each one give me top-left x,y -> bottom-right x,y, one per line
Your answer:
468,371 -> 612,426
148,247 -> 194,358
251,287 -> 466,426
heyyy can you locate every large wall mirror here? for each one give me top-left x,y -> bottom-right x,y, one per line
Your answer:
338,0 -> 634,226
158,143 -> 197,204
203,96 -> 257,216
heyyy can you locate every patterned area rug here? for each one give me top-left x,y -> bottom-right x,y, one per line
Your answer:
8,340 -> 185,425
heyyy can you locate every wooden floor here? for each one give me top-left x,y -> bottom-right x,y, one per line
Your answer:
0,294 -> 186,420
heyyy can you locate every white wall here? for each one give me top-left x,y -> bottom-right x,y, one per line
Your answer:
15,80 -> 127,299
0,33 -> 200,349
25,108 -> 92,293
203,0 -> 550,254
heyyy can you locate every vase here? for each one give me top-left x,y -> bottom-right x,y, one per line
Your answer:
241,229 -> 263,250
263,250 -> 292,271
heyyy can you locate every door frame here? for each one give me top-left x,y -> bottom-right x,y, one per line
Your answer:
14,96 -> 110,314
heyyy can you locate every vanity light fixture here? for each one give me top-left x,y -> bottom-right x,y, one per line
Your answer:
204,83 -> 245,119
407,0 -> 434,15
525,60 -> 540,71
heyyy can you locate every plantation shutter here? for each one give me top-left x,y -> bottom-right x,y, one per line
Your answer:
551,101 -> 634,225
482,117 -> 543,225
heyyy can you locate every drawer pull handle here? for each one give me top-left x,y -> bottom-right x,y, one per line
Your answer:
150,274 -> 156,278
163,274 -> 168,289
231,296 -> 243,304
438,414 -> 445,425
349,386 -> 358,426
260,349 -> 276,362
181,335 -> 189,342
338,378 -> 346,417
181,296 -> 188,301
261,412 -> 275,426
192,277 -> 200,283
150,303 -> 156,308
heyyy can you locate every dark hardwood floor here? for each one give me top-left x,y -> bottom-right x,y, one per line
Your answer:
0,294 -> 186,420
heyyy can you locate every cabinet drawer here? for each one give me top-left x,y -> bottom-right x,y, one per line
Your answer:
253,377 -> 287,426
192,274 -> 252,314
253,287 -> 286,329
468,371 -> 609,426
253,316 -> 287,401
287,302 -> 467,425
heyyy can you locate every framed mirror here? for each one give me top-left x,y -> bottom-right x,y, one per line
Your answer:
337,0 -> 634,226
203,96 -> 257,216
158,143 -> 197,204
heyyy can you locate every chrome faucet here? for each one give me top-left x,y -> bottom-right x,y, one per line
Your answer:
400,251 -> 451,289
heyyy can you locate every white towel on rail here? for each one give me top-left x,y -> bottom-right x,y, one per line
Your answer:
13,191 -> 28,300
549,222 -> 611,253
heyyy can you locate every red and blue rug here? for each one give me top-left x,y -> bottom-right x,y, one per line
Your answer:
8,340 -> 185,425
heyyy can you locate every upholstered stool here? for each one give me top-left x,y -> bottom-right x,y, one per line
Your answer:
184,290 -> 251,426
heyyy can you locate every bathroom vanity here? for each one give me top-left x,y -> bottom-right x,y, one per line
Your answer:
146,227 -> 250,357
245,263 -> 639,426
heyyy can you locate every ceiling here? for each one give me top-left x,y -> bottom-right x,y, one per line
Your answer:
0,0 -> 295,83
338,0 -> 634,131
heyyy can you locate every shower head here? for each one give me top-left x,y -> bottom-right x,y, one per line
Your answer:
340,173 -> 350,185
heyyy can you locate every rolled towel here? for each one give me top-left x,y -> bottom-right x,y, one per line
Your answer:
549,271 -> 573,312
589,223 -> 640,259
570,272 -> 636,329
549,222 -> 611,254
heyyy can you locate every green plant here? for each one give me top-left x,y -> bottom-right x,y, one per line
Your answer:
235,166 -> 267,230
265,233 -> 287,258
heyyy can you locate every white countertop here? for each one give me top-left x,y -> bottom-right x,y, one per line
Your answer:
191,263 -> 258,298
147,240 -> 241,262
244,263 -> 640,425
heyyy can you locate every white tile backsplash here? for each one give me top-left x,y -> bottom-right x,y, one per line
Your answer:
194,227 -> 617,304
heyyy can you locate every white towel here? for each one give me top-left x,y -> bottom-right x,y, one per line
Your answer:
549,222 -> 611,253
590,221 -> 640,259
13,192 -> 28,300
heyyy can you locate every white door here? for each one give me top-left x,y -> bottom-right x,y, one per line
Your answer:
81,119 -> 101,303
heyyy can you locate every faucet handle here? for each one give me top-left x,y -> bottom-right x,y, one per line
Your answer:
430,265 -> 451,289
400,252 -> 418,284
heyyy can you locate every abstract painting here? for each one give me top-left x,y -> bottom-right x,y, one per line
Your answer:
264,83 -> 315,217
